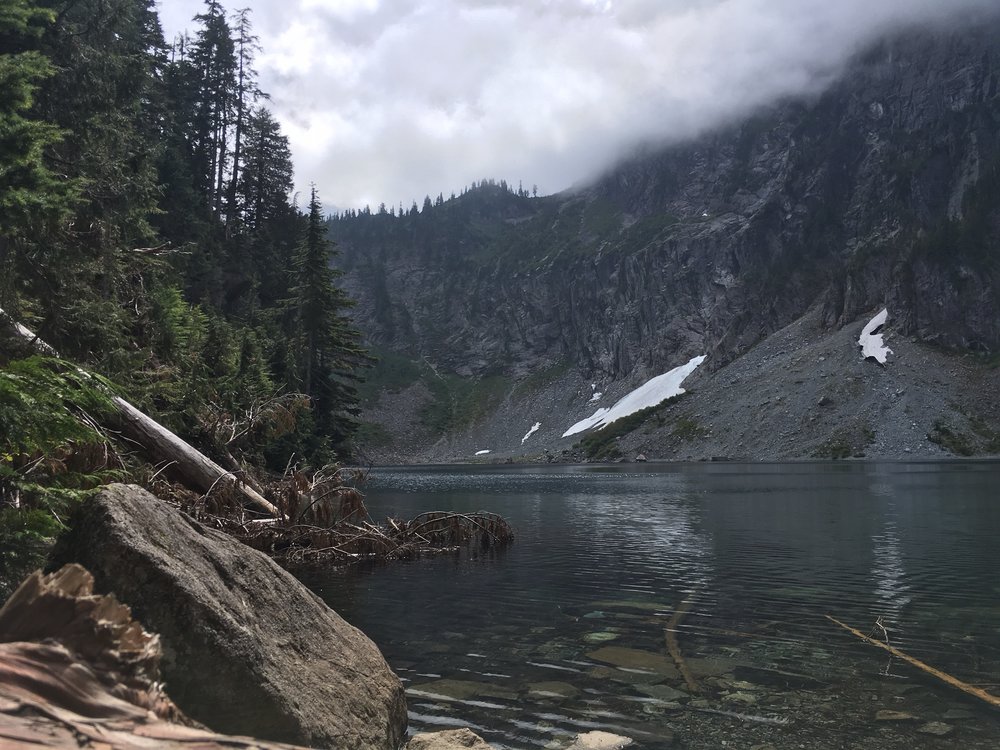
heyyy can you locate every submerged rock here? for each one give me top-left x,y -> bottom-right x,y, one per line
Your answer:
408,678 -> 518,702
586,646 -> 680,677
527,681 -> 580,699
582,631 -> 620,644
567,730 -> 634,749
407,728 -> 495,749
875,709 -> 918,721
917,721 -> 954,736
50,484 -> 407,750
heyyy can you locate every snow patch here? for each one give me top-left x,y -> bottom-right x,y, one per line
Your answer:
562,355 -> 707,438
589,391 -> 603,402
474,449 -> 491,456
521,422 -> 541,444
859,309 -> 892,364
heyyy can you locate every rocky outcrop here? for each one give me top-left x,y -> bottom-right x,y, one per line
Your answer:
330,15 -> 1000,461
337,15 -> 1000,383
50,484 -> 407,750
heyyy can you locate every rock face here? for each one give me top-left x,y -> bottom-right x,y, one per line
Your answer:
336,18 -> 1000,382
327,15 -> 1000,462
50,484 -> 407,750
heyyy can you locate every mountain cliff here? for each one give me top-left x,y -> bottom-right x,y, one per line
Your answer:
329,17 -> 1000,464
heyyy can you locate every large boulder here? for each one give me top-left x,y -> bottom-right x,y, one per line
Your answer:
50,484 -> 407,750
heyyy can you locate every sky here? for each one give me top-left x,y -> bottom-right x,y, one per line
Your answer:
158,0 -> 998,210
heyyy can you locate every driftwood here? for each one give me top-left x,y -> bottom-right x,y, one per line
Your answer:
0,306 -> 278,516
826,615 -> 1000,709
233,508 -> 516,568
0,565 -> 311,748
665,594 -> 701,694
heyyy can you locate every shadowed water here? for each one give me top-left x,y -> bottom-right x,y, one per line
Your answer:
298,461 -> 1000,749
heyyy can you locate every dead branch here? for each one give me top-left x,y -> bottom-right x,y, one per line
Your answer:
665,593 -> 701,694
825,615 -> 1000,709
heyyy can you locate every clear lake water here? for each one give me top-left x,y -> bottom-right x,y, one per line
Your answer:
297,461 -> 1000,749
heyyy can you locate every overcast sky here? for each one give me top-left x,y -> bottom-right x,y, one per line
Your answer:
158,0 -> 997,210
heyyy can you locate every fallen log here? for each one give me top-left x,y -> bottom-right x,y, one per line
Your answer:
0,306 -> 278,517
825,614 -> 1000,709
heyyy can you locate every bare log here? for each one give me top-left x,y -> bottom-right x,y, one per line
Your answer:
826,615 -> 1000,709
0,307 -> 278,516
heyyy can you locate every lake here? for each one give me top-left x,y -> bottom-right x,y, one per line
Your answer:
298,462 -> 1000,749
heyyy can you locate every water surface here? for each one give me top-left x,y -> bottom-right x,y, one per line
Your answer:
299,462 -> 1000,749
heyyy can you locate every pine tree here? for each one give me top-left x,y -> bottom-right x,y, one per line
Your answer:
190,0 -> 236,217
225,7 -> 265,231
0,0 -> 76,311
15,0 -> 165,359
287,186 -> 370,454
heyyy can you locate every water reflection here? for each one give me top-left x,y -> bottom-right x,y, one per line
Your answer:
299,462 -> 1000,750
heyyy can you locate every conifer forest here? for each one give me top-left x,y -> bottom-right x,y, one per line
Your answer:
0,0 -> 370,589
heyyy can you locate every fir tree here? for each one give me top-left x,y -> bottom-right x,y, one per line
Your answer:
287,186 -> 370,454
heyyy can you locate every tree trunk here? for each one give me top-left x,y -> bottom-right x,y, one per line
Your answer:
0,307 -> 279,516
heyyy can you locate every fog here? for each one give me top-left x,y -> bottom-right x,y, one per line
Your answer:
158,0 -> 998,209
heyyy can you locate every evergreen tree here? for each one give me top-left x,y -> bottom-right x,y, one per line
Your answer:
287,186 -> 369,454
190,0 -> 236,217
0,0 -> 76,311
225,7 -> 265,231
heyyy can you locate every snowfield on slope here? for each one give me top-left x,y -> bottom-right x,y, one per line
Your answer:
562,355 -> 707,438
859,309 -> 892,364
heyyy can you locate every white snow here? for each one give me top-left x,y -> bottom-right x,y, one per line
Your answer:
859,309 -> 892,364
521,422 -> 541,444
474,449 -> 491,456
589,391 -> 603,402
561,355 -> 707,438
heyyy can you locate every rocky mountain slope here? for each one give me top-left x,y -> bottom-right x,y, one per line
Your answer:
330,17 -> 1000,464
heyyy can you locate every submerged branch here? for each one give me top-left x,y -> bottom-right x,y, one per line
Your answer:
825,614 -> 1000,709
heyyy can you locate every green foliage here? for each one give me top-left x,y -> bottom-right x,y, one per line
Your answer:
671,416 -> 707,441
0,356 -> 121,596
1,0 -> 373,498
927,419 -> 976,457
357,349 -> 422,406
927,416 -> 1000,457
511,359 -> 571,400
420,373 -> 511,436
354,420 -> 392,448
813,424 -> 875,460
575,395 -> 683,460
286,187 -> 372,455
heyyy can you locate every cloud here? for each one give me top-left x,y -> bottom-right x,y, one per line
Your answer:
158,0 -> 998,209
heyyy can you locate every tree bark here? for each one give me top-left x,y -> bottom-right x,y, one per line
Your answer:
0,307 -> 279,516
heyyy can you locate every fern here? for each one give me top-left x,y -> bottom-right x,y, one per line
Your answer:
0,356 -> 121,596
